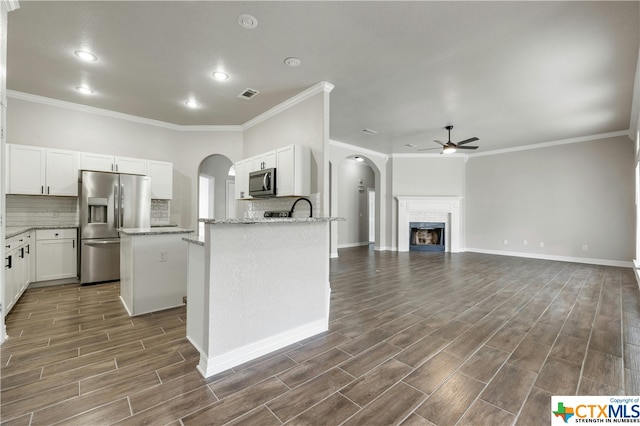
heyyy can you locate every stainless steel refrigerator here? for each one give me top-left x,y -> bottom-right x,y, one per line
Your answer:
80,170 -> 151,285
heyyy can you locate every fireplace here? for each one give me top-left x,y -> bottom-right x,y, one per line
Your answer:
396,196 -> 462,253
410,222 -> 445,252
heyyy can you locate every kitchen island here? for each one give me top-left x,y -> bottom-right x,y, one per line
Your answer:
184,217 -> 340,379
119,227 -> 193,316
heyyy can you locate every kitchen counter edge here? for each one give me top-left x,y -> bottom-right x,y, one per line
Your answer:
5,225 -> 78,239
118,227 -> 194,236
198,217 -> 344,225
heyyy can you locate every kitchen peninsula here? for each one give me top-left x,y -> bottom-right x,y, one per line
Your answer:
119,227 -> 193,316
184,217 -> 340,379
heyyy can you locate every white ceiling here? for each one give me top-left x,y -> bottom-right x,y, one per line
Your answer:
6,1 -> 640,154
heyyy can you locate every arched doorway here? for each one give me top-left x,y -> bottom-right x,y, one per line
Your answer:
197,154 -> 235,235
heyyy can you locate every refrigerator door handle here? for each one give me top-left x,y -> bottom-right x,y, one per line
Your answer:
120,182 -> 125,228
114,181 -> 119,229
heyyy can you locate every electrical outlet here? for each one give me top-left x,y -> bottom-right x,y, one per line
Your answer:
539,242 -> 545,248
582,244 -> 588,251
503,239 -> 509,246
523,240 -> 528,246
159,251 -> 167,262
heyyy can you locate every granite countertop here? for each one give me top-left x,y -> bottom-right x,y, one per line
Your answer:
6,225 -> 79,239
118,227 -> 194,236
199,217 -> 343,225
182,234 -> 205,246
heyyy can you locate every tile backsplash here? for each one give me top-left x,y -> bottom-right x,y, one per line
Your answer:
151,199 -> 171,226
6,195 -> 79,227
240,193 -> 320,219
6,195 -> 171,227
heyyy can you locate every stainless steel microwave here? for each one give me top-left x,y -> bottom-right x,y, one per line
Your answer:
249,168 -> 276,197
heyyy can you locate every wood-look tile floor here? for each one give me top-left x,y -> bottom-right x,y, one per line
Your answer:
2,247 -> 640,425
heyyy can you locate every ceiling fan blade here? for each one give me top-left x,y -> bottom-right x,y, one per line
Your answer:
456,145 -> 479,150
456,137 -> 479,146
433,140 -> 446,147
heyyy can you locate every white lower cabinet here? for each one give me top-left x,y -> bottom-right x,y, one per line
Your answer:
35,229 -> 77,282
4,231 -> 31,316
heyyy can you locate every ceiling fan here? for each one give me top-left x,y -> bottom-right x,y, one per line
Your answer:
418,125 -> 479,154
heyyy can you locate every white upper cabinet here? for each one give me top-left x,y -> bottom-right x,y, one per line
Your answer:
146,160 -> 173,199
80,152 -> 146,175
8,144 -> 173,200
234,158 -> 253,200
46,149 -> 79,196
80,152 -> 115,172
276,144 -> 310,197
7,145 -> 78,196
235,144 -> 310,199
115,156 -> 146,174
252,150 -> 276,172
7,144 -> 45,195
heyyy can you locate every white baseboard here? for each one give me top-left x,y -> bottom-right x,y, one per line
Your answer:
465,247 -> 632,268
337,242 -> 371,249
197,319 -> 328,379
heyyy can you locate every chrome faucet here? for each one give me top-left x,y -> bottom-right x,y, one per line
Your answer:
289,197 -> 313,218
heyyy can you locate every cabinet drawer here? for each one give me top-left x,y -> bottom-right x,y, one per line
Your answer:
36,229 -> 77,240
5,232 -> 29,251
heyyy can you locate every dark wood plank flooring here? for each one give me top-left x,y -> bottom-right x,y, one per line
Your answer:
2,248 -> 639,425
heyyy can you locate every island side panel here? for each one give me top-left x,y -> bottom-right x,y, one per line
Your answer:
186,242 -> 205,354
119,233 -> 134,315
130,234 -> 188,315
202,221 -> 330,377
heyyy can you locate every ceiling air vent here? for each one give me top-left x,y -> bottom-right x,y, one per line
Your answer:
361,128 -> 378,135
238,88 -> 259,100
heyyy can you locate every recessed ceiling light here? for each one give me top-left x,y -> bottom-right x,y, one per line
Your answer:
74,50 -> 97,62
212,71 -> 229,81
237,14 -> 258,29
185,99 -> 199,109
75,85 -> 94,95
284,57 -> 301,67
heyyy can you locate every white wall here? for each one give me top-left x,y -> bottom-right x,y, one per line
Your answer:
6,96 -> 243,229
466,136 -> 634,264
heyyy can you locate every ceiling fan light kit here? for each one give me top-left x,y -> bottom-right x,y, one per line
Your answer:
418,125 -> 480,154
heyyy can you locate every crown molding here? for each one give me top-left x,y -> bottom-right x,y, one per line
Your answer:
7,90 -> 243,132
242,81 -> 334,131
3,0 -> 19,12
468,130 -> 630,158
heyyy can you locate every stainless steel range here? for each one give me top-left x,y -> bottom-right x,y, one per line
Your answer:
79,170 -> 150,285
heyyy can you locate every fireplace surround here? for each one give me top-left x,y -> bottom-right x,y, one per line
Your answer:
396,196 -> 462,252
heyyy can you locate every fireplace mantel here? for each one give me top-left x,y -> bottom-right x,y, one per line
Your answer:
396,196 -> 462,252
